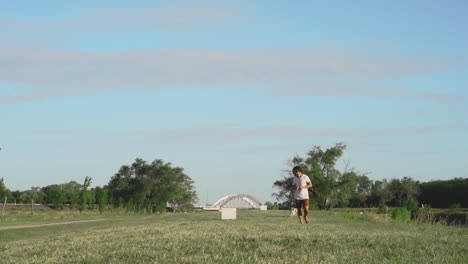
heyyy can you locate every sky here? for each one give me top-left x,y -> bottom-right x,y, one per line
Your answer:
1,0 -> 467,205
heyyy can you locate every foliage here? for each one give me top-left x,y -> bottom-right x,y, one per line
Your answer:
19,187 -> 46,204
419,178 -> 468,208
78,176 -> 92,213
0,178 -> 12,201
391,207 -> 411,222
404,199 -> 420,218
271,143 -> 453,210
264,201 -> 279,210
377,204 -> 388,214
107,158 -> 198,213
62,181 -> 81,209
42,185 -> 65,209
447,203 -> 461,215
274,143 -> 347,209
95,187 -> 108,214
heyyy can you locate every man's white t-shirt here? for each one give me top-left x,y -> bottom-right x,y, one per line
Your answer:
293,174 -> 311,200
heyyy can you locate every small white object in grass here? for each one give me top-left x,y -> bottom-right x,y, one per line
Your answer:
260,205 -> 267,211
360,212 -> 363,215
221,208 -> 236,220
290,207 -> 297,216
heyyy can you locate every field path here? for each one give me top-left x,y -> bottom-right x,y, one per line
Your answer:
0,219 -> 106,231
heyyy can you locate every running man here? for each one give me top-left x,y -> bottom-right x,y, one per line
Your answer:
292,166 -> 313,224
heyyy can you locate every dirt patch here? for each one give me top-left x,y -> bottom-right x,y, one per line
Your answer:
0,219 -> 106,231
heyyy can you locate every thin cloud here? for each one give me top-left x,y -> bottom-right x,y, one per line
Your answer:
124,124 -> 467,145
264,82 -> 464,104
0,46 -> 458,103
0,0 -> 251,38
69,0 -> 250,33
400,151 -> 440,156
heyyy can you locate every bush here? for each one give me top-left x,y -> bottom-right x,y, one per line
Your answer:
405,200 -> 420,218
447,203 -> 461,215
391,207 -> 411,222
264,202 -> 279,210
377,204 -> 389,214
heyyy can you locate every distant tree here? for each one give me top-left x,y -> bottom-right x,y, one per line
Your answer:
387,177 -> 419,206
42,184 -> 65,209
11,190 -> 22,203
95,187 -> 108,214
335,171 -> 358,208
265,201 -> 279,210
349,175 -> 372,207
61,181 -> 81,209
0,178 -> 12,201
19,187 -> 46,204
274,143 -> 346,209
272,174 -> 295,208
367,180 -> 392,207
419,178 -> 468,208
88,189 -> 96,210
78,176 -> 92,213
107,158 -> 198,213
400,177 -> 419,202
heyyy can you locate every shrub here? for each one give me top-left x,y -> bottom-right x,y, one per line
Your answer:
391,207 -> 411,222
447,203 -> 461,215
405,200 -> 420,218
265,202 -> 279,210
342,212 -> 361,221
377,204 -> 388,214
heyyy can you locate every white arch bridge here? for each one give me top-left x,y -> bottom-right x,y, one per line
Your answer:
203,194 -> 264,211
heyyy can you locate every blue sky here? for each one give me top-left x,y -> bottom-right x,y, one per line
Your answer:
1,0 -> 467,204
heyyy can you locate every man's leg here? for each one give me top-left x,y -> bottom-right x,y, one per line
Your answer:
295,200 -> 304,224
303,199 -> 310,224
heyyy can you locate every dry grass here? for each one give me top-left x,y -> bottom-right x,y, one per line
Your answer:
1,210 -> 467,263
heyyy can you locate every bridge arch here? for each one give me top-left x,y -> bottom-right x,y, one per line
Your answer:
203,194 -> 263,210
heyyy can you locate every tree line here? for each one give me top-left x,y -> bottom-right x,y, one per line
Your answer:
272,143 -> 467,209
0,158 -> 198,213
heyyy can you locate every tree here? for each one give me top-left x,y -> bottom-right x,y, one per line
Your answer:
42,184 -> 66,209
419,178 -> 468,208
95,186 -> 108,214
107,158 -> 198,213
61,181 -> 81,208
78,176 -> 92,213
19,187 -> 46,204
367,179 -> 392,207
273,143 -> 347,209
11,190 -> 22,203
387,177 -> 419,207
0,178 -> 12,201
264,201 -> 280,210
335,172 -> 358,208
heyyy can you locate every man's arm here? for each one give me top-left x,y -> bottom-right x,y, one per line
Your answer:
299,181 -> 313,190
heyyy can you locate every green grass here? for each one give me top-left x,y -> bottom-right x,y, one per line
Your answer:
0,210 -> 467,263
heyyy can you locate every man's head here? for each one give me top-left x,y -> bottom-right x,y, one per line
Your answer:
292,166 -> 303,177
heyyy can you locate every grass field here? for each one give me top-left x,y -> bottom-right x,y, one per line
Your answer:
0,210 -> 467,264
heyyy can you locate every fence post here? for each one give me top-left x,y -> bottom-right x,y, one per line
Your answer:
1,196 -> 7,217
31,199 -> 34,215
